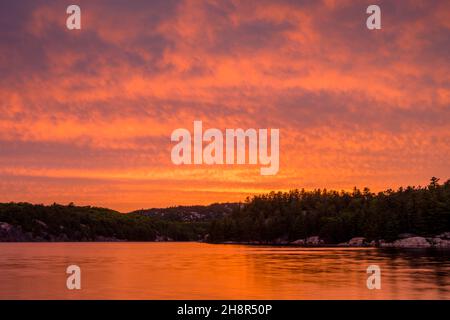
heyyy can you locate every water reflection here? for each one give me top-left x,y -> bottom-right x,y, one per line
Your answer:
0,243 -> 448,299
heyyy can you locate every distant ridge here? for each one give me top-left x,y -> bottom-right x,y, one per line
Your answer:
130,203 -> 240,222
1,178 -> 449,246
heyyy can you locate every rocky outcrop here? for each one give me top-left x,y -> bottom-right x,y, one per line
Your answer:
381,236 -> 431,248
380,234 -> 450,248
428,237 -> 450,248
349,237 -> 366,246
292,233 -> 450,248
288,237 -> 324,246
0,221 -> 126,242
0,222 -> 33,242
336,237 -> 367,247
290,239 -> 305,245
306,236 -> 324,245
437,232 -> 450,240
337,242 -> 349,247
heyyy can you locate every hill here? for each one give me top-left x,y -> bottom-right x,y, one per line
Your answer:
131,203 -> 239,222
0,203 -> 207,242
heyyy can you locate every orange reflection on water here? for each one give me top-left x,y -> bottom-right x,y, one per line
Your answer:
0,243 -> 449,299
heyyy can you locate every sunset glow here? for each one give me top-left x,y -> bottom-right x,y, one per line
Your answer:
1,0 -> 449,211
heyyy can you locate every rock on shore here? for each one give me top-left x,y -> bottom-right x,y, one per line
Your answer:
0,222 -> 33,241
381,236 -> 431,248
306,236 -> 324,245
290,234 -> 450,248
0,221 -> 124,242
290,236 -> 324,246
428,237 -> 450,248
337,237 -> 368,247
380,235 -> 450,248
349,237 -> 366,246
290,239 -> 305,245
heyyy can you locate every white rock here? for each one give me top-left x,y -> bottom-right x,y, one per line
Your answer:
392,237 -> 431,248
348,237 -> 366,246
436,240 -> 450,248
0,222 -> 12,231
337,242 -> 349,247
430,237 -> 450,248
306,236 -> 323,245
437,232 -> 450,240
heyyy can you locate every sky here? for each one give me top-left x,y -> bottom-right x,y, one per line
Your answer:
0,0 -> 449,211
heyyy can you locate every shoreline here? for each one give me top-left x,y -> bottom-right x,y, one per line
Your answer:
2,221 -> 450,249
210,235 -> 450,249
2,240 -> 450,250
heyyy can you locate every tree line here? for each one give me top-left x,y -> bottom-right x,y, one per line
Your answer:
1,177 -> 449,243
0,202 -> 207,241
208,177 -> 450,243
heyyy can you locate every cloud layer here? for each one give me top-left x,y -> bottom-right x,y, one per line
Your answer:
0,0 -> 449,211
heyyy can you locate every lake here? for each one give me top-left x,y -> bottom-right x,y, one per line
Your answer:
0,242 -> 449,299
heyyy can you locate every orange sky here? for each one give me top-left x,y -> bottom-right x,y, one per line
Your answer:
0,0 -> 449,211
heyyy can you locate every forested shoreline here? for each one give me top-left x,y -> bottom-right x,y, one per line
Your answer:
208,178 -> 450,244
1,178 -> 449,246
0,203 -> 207,242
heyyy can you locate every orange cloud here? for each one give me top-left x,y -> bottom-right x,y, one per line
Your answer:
0,0 -> 449,211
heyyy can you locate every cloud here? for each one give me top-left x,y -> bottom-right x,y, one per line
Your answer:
0,0 -> 448,210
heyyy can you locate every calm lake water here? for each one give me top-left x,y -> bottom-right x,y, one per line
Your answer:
0,242 -> 449,299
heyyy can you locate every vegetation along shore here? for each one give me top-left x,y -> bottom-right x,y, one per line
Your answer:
1,178 -> 449,248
